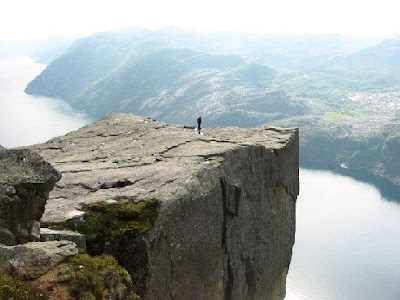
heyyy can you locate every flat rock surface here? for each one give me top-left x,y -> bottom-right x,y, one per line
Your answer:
29,113 -> 296,226
0,241 -> 77,279
40,228 -> 86,250
0,148 -> 60,186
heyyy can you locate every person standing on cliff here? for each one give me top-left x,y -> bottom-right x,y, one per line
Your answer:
197,116 -> 202,134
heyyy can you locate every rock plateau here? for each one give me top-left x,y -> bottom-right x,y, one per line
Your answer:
29,113 -> 299,300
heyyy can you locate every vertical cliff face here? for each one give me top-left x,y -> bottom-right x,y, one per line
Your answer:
29,113 -> 299,299
145,129 -> 298,300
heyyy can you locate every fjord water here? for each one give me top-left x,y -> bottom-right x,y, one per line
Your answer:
1,57 -> 399,299
286,168 -> 400,300
0,57 -> 91,147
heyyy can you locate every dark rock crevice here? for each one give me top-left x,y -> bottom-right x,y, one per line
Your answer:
225,258 -> 234,300
220,178 -> 228,252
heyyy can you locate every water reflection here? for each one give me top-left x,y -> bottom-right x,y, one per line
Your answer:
286,168 -> 400,300
0,56 -> 91,148
301,161 -> 400,202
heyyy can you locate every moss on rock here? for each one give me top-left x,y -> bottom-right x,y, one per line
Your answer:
61,253 -> 139,300
78,198 -> 161,255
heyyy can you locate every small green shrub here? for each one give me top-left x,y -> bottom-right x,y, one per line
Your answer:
78,198 -> 161,252
61,253 -> 139,300
0,275 -> 44,300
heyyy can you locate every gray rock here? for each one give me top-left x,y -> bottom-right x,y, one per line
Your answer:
0,240 -> 78,279
40,227 -> 86,251
29,113 -> 299,300
0,228 -> 15,245
0,149 -> 61,245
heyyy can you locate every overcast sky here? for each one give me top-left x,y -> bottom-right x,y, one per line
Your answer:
0,0 -> 399,42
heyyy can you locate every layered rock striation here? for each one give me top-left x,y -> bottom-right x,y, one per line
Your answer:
30,113 -> 299,299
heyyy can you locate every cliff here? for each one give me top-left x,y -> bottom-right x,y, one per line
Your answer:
29,113 -> 299,299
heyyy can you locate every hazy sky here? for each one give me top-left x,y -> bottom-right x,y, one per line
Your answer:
0,0 -> 399,42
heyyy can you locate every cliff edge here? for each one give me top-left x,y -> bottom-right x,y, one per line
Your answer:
30,113 -> 299,300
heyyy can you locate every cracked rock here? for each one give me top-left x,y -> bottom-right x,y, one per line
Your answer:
29,113 -> 299,299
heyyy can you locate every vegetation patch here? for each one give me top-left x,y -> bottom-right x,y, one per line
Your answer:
78,198 -> 161,253
0,275 -> 44,300
301,131 -> 387,171
61,253 -> 139,300
324,110 -> 368,120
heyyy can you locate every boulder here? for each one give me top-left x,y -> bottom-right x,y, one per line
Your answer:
0,240 -> 77,279
40,228 -> 86,251
0,149 -> 61,245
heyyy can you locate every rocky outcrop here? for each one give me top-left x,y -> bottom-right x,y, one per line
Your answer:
0,147 -> 83,297
30,113 -> 299,300
0,148 -> 61,245
40,228 -> 86,251
0,240 -> 77,279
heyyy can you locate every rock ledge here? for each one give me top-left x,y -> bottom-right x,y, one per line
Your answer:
30,113 -> 299,300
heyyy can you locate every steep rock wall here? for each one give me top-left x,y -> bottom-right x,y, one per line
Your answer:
29,113 -> 299,299
146,131 -> 298,300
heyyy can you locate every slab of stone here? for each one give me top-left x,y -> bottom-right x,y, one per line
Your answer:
29,114 -> 297,226
0,241 -> 77,279
40,228 -> 86,251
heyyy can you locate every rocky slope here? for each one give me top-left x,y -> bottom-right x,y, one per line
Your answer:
29,113 -> 299,299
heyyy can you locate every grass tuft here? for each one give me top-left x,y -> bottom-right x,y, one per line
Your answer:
0,275 -> 44,300
61,253 -> 139,300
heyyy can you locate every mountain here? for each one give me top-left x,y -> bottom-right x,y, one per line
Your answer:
319,38 -> 400,90
329,38 -> 400,68
25,35 -> 308,126
24,28 -> 400,185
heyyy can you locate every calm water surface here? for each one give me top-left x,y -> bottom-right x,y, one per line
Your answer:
1,57 -> 399,299
0,56 -> 91,147
286,168 -> 400,299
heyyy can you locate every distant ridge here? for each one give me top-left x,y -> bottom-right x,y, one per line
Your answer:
24,28 -> 400,186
